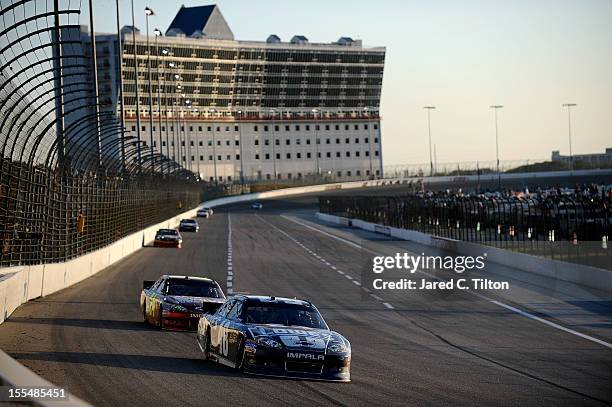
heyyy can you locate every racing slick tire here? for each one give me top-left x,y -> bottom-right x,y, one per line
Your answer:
200,329 -> 210,361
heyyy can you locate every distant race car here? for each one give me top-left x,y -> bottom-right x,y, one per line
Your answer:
250,202 -> 263,210
179,219 -> 199,232
141,275 -> 226,331
197,208 -> 213,218
153,229 -> 182,248
196,295 -> 351,381
203,207 -> 214,215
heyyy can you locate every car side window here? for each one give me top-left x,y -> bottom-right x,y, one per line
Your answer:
156,279 -> 167,294
150,278 -> 162,292
216,300 -> 234,318
226,300 -> 243,321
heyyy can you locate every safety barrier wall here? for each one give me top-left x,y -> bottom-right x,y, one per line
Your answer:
316,212 -> 612,293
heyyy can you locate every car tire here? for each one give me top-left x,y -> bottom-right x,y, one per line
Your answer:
236,340 -> 246,370
158,309 -> 164,329
201,330 -> 210,361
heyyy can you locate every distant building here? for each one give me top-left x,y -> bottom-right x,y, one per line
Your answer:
552,148 -> 612,165
73,4 -> 386,182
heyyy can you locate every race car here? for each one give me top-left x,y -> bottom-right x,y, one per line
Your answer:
178,219 -> 199,232
196,295 -> 351,381
141,275 -> 226,331
153,229 -> 182,248
250,202 -> 263,210
196,208 -> 213,218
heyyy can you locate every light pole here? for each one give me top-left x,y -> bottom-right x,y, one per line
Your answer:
153,28 -> 163,173
115,0 -> 126,172
161,50 -> 170,165
88,0 -> 102,169
270,109 -> 278,180
144,6 -> 155,171
236,110 -> 245,191
130,0 -> 142,166
424,106 -> 436,176
210,108 -> 218,184
312,108 -> 320,178
562,103 -> 577,173
490,105 -> 504,189
364,107 -> 374,179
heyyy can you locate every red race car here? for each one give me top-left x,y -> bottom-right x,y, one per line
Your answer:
153,228 -> 182,248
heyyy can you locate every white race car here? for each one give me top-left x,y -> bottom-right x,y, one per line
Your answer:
250,202 -> 263,210
197,207 -> 213,218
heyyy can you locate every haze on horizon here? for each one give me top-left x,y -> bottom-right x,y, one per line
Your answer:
91,0 -> 612,167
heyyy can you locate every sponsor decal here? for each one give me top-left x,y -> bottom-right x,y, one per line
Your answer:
287,352 -> 325,361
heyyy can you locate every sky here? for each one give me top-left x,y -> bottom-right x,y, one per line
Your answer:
89,0 -> 612,166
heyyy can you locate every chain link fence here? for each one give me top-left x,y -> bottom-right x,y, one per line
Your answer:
320,192 -> 612,270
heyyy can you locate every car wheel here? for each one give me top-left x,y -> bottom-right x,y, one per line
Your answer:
236,340 -> 246,370
201,330 -> 210,360
158,308 -> 164,329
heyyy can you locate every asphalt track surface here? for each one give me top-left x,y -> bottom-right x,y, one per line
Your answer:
1,185 -> 612,406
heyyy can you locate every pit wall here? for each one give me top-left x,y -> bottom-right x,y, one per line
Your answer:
316,212 -> 612,293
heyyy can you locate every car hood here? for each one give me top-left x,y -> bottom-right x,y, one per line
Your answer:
156,235 -> 180,240
247,324 -> 348,351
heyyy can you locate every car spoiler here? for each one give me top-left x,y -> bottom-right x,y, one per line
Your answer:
143,280 -> 155,290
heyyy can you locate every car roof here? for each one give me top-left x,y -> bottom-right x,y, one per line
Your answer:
181,218 -> 196,222
231,295 -> 313,306
157,228 -> 177,232
162,275 -> 216,283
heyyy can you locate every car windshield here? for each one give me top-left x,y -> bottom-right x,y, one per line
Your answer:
165,279 -> 224,298
158,229 -> 178,236
244,303 -> 328,329
181,220 -> 196,225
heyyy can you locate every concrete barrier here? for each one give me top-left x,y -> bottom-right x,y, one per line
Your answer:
316,212 -> 612,293
0,348 -> 91,406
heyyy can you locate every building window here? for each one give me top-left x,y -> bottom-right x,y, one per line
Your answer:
255,154 -> 260,159
265,153 -> 270,159
337,171 -> 342,177
345,138 -> 350,144
275,139 -> 280,146
254,125 -> 258,132
199,141 -> 203,146
354,124 -> 359,130
315,125 -> 320,131
153,126 -> 156,132
326,152 -> 331,158
266,174 -> 271,180
153,141 -> 157,147
364,124 -> 369,130
345,124 -> 349,130
198,126 -> 203,131
375,150 -> 380,156
296,139 -> 301,145
225,126 -> 230,132
189,126 -> 193,132
325,124 -> 330,131
318,152 -> 322,158
234,125 -> 239,132
162,141 -> 166,147
356,170 -> 361,176
365,137 -> 369,143
162,126 -> 165,131
265,139 -> 269,146
226,154 -> 231,160
287,173 -> 292,179
236,154 -> 240,160
264,125 -> 269,132
181,126 -> 185,131
336,138 -> 340,144
286,153 -> 291,159
374,124 -> 378,130
297,152 -> 301,159
335,124 -> 340,131
336,152 -> 341,158
374,138 -> 379,143
346,151 -> 351,157
226,140 -> 230,146
275,125 -> 279,131
356,151 -> 360,157
306,125 -> 310,131
191,156 -> 195,161
131,126 -> 136,131
355,138 -> 360,144
141,126 -> 146,131
285,125 -> 290,131
347,171 -> 352,176
207,126 -> 212,131
276,153 -> 280,159
218,155 -> 222,161
285,139 -> 290,146
235,140 -> 240,146
209,155 -> 213,160
255,139 -> 260,146
208,140 -> 212,146
295,125 -> 300,131
307,152 -> 311,158
306,139 -> 310,145
190,140 -> 194,146
326,138 -> 330,144
365,151 -> 370,157
217,140 -> 221,146
181,141 -> 185,146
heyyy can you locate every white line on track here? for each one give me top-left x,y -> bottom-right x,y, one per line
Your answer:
256,214 -> 391,311
226,213 -> 234,295
281,214 -> 612,350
